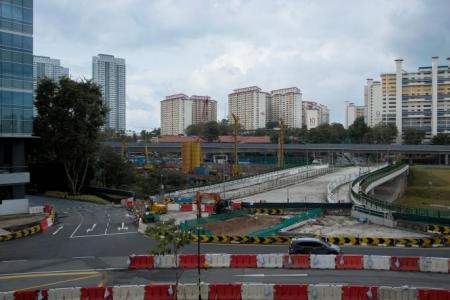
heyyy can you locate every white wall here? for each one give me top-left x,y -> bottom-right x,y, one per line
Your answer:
0,199 -> 29,216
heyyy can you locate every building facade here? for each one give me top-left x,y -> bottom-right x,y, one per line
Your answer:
160,94 -> 192,136
191,95 -> 217,125
33,55 -> 69,87
365,78 -> 382,127
302,101 -> 329,129
379,57 -> 450,142
228,86 -> 269,130
344,101 -> 366,129
270,87 -> 302,128
0,0 -> 33,215
92,54 -> 126,132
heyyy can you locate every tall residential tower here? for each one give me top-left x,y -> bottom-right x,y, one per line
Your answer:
228,86 -> 269,130
269,87 -> 302,128
92,54 -> 126,132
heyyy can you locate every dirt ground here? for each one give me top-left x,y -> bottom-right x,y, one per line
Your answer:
203,215 -> 282,235
290,216 -> 429,238
0,213 -> 45,234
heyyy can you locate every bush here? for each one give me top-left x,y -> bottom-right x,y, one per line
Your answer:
44,191 -> 109,205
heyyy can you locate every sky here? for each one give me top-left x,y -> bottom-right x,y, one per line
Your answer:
34,0 -> 450,131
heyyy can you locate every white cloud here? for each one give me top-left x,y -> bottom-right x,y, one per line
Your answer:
34,0 -> 450,130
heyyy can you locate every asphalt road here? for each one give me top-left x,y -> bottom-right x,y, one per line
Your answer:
0,195 -> 449,291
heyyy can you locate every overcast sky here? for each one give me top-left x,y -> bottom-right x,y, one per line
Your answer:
35,0 -> 450,131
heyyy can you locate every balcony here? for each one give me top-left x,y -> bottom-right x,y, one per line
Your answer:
0,166 -> 30,186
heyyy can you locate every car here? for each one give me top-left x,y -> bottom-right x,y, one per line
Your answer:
288,237 -> 341,255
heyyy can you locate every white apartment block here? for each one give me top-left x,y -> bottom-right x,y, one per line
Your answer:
228,86 -> 269,130
345,101 -> 366,129
365,78 -> 382,127
377,57 -> 450,142
302,101 -> 330,129
92,54 -> 126,132
270,87 -> 302,128
33,55 -> 69,89
160,94 -> 192,136
191,95 -> 217,124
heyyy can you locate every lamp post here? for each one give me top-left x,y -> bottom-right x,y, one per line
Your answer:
197,226 -> 202,300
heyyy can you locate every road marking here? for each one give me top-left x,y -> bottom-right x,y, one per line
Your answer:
86,223 -> 97,233
0,268 -> 126,277
71,231 -> 138,238
52,226 -> 64,235
0,271 -> 99,280
235,273 -> 308,277
1,260 -> 27,263
15,273 -> 100,292
118,222 -> 128,231
70,212 -> 84,238
72,256 -> 95,259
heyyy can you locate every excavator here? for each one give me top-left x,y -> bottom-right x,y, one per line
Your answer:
194,192 -> 229,216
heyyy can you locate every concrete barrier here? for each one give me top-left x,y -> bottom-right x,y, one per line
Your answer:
379,286 -> 417,300
310,255 -> 336,269
167,204 -> 180,211
48,287 -> 81,300
154,255 -> 177,268
205,253 -> 230,268
308,284 -> 342,300
242,283 -> 274,300
177,283 -> 209,300
113,285 -> 145,300
364,255 -> 391,270
0,292 -> 13,300
257,254 -> 283,268
419,257 -> 449,273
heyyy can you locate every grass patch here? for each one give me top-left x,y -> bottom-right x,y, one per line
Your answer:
44,191 -> 109,205
398,165 -> 450,208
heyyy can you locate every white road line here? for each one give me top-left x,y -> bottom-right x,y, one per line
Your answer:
86,223 -> 96,233
235,273 -> 308,277
52,226 -> 64,235
70,232 -> 138,239
0,267 -> 127,277
69,224 -> 82,238
1,260 -> 27,263
72,256 -> 95,259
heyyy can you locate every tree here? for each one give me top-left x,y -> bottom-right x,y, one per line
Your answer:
348,117 -> 370,143
266,121 -> 278,129
203,121 -> 220,142
367,123 -> 398,144
185,123 -> 203,136
34,78 -> 107,194
95,146 -> 136,188
403,128 -> 425,145
218,119 -> 233,135
431,133 -> 450,145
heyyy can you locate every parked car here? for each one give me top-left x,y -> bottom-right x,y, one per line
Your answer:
288,237 -> 341,255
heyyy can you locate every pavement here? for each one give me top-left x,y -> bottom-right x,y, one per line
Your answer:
238,167 -> 360,203
0,195 -> 449,291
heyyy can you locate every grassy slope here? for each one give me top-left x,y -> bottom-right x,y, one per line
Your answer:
398,166 -> 450,208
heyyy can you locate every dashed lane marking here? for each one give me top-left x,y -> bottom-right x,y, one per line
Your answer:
52,226 -> 64,235
70,232 -> 138,239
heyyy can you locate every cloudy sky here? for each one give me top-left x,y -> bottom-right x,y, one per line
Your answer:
35,0 -> 450,131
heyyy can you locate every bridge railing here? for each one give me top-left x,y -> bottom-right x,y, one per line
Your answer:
350,164 -> 450,223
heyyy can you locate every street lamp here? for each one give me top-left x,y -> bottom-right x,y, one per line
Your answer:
196,226 -> 202,300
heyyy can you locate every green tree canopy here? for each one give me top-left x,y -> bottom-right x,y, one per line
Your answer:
366,123 -> 398,144
34,78 -> 107,194
431,133 -> 450,145
348,117 -> 370,143
95,145 -> 136,188
403,128 -> 425,145
203,121 -> 220,142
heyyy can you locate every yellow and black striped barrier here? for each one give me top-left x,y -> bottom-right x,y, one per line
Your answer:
250,208 -> 284,215
427,224 -> 450,235
0,224 -> 41,242
191,234 -> 450,247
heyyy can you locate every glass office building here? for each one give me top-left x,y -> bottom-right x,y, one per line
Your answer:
0,0 -> 33,215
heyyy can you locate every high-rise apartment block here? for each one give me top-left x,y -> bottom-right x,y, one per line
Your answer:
302,101 -> 330,130
228,86 -> 269,130
33,55 -> 69,88
269,87 -> 302,128
367,57 -> 450,141
344,101 -> 366,129
191,95 -> 217,125
0,0 -> 33,215
160,94 -> 217,135
365,78 -> 382,127
92,54 -> 126,132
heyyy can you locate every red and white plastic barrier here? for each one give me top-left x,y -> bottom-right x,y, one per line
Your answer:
2,284 -> 449,300
127,253 -> 450,274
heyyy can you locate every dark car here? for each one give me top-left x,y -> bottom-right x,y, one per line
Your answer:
289,237 -> 341,255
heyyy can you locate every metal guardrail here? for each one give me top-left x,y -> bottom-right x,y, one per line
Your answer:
351,164 -> 450,222
242,202 -> 353,209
